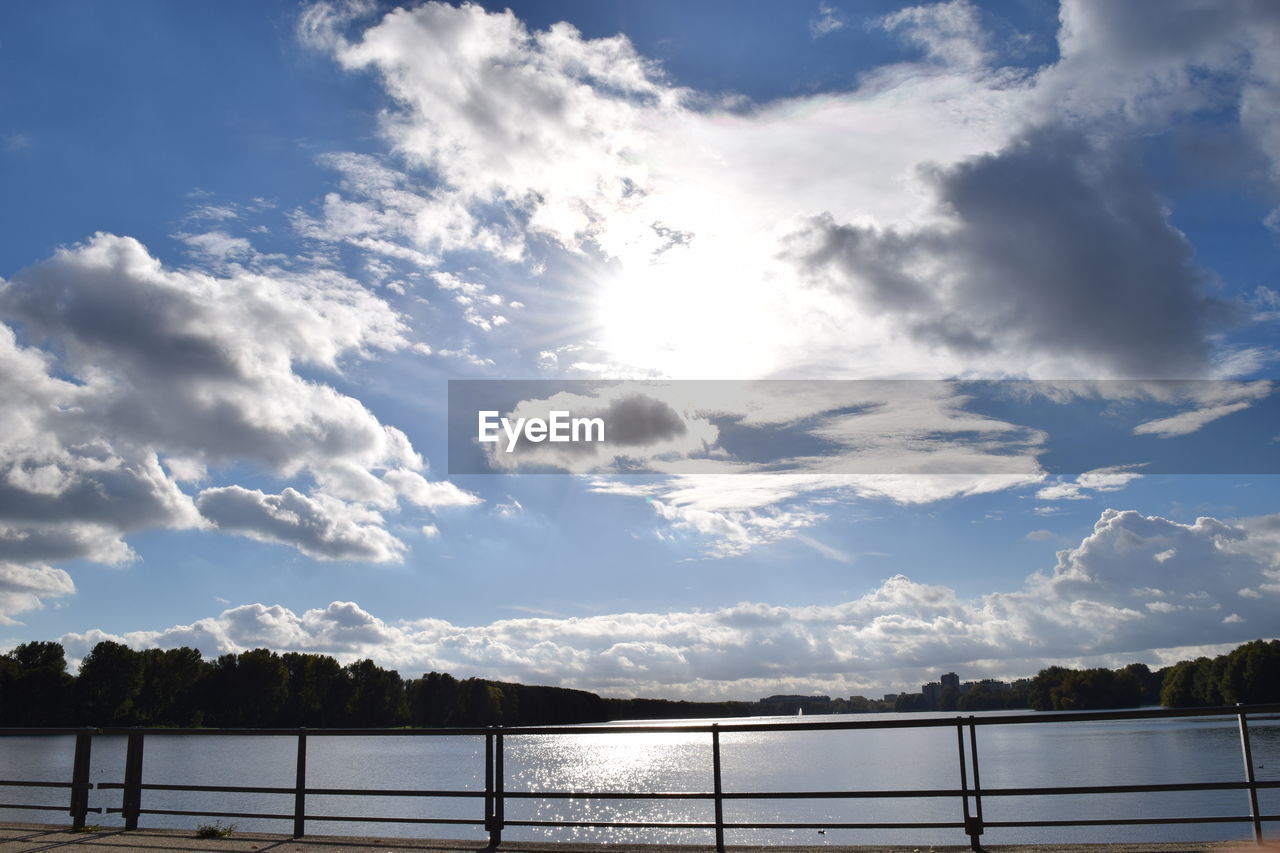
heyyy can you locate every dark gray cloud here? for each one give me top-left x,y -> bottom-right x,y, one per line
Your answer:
602,394 -> 687,446
791,125 -> 1246,377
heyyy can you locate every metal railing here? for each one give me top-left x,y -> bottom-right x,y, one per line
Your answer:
0,728 -> 98,829
1,704 -> 1277,850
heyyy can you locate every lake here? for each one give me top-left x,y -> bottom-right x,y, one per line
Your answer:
2,710 -> 1277,846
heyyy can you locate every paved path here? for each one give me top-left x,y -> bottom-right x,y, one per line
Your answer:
2,824 -> 1276,853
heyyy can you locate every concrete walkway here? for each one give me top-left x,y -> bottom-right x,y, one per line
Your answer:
2,824 -> 1276,853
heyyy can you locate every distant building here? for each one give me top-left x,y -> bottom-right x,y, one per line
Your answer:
941,672 -> 960,691
758,694 -> 833,715
921,681 -> 942,707
961,678 -> 1013,694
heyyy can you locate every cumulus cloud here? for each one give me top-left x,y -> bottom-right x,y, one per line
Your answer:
9,0 -> 1275,600
789,125 -> 1244,378
63,508 -> 1280,698
302,1 -> 1036,381
292,152 -> 524,266
196,486 -> 406,562
880,0 -> 989,70
0,562 -> 75,625
1038,0 -> 1280,132
298,0 -> 1274,390
650,501 -> 828,559
324,2 -> 682,253
0,233 -> 479,604
383,468 -> 482,509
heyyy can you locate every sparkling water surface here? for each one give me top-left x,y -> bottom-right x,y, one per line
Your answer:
3,711 -> 1276,846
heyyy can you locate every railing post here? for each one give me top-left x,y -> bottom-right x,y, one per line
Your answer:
485,729 -> 499,849
122,731 -> 145,830
494,729 -> 505,846
955,719 -> 975,849
967,717 -> 984,848
69,730 -> 93,829
293,732 -> 307,838
712,724 -> 725,853
1237,705 -> 1263,844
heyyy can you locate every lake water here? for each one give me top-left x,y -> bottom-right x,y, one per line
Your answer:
3,710 -> 1277,846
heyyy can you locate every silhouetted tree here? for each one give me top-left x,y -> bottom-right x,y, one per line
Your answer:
409,671 -> 462,726
135,647 -> 207,726
74,641 -> 144,725
3,641 -> 73,725
283,652 -> 349,726
345,659 -> 408,727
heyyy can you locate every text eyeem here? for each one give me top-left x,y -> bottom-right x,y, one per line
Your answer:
478,410 -> 605,453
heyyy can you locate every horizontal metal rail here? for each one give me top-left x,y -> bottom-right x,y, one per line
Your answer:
508,819 -> 720,829
101,806 -> 485,826
0,703 -> 1276,848
0,780 -> 73,789
0,803 -> 85,813
983,815 -> 1280,828
97,782 -> 486,797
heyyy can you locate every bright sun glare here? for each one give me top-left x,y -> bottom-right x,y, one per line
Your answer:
596,248 -> 793,379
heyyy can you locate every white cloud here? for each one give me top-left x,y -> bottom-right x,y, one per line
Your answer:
72,508 -> 1280,697
880,0 -> 988,70
494,497 -> 524,519
1134,402 -> 1250,438
175,230 -> 254,262
383,468 -> 482,509
484,381 -> 1048,553
196,486 -> 406,562
1036,465 -> 1145,501
0,562 -> 75,625
297,0 -> 1276,393
0,233 -> 480,596
1038,0 -> 1276,131
328,3 -> 681,254
809,3 -> 845,39
650,500 -> 827,559
187,204 -> 240,221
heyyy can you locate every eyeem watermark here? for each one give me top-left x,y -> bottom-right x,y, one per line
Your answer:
449,379 -> 1279,475
478,410 -> 605,453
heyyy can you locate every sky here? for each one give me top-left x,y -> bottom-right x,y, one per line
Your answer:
1,0 -> 1279,701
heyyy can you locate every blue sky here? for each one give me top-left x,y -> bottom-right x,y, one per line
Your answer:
2,0 -> 1279,699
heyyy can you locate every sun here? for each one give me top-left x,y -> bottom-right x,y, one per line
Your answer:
596,244 -> 793,380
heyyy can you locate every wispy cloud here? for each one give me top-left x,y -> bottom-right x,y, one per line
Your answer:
809,3 -> 845,39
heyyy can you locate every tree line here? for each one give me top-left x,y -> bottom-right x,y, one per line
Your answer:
0,640 -> 753,728
1,638 -> 1276,728
1023,639 -> 1280,711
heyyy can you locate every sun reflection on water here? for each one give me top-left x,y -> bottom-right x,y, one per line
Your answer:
505,729 -> 713,842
